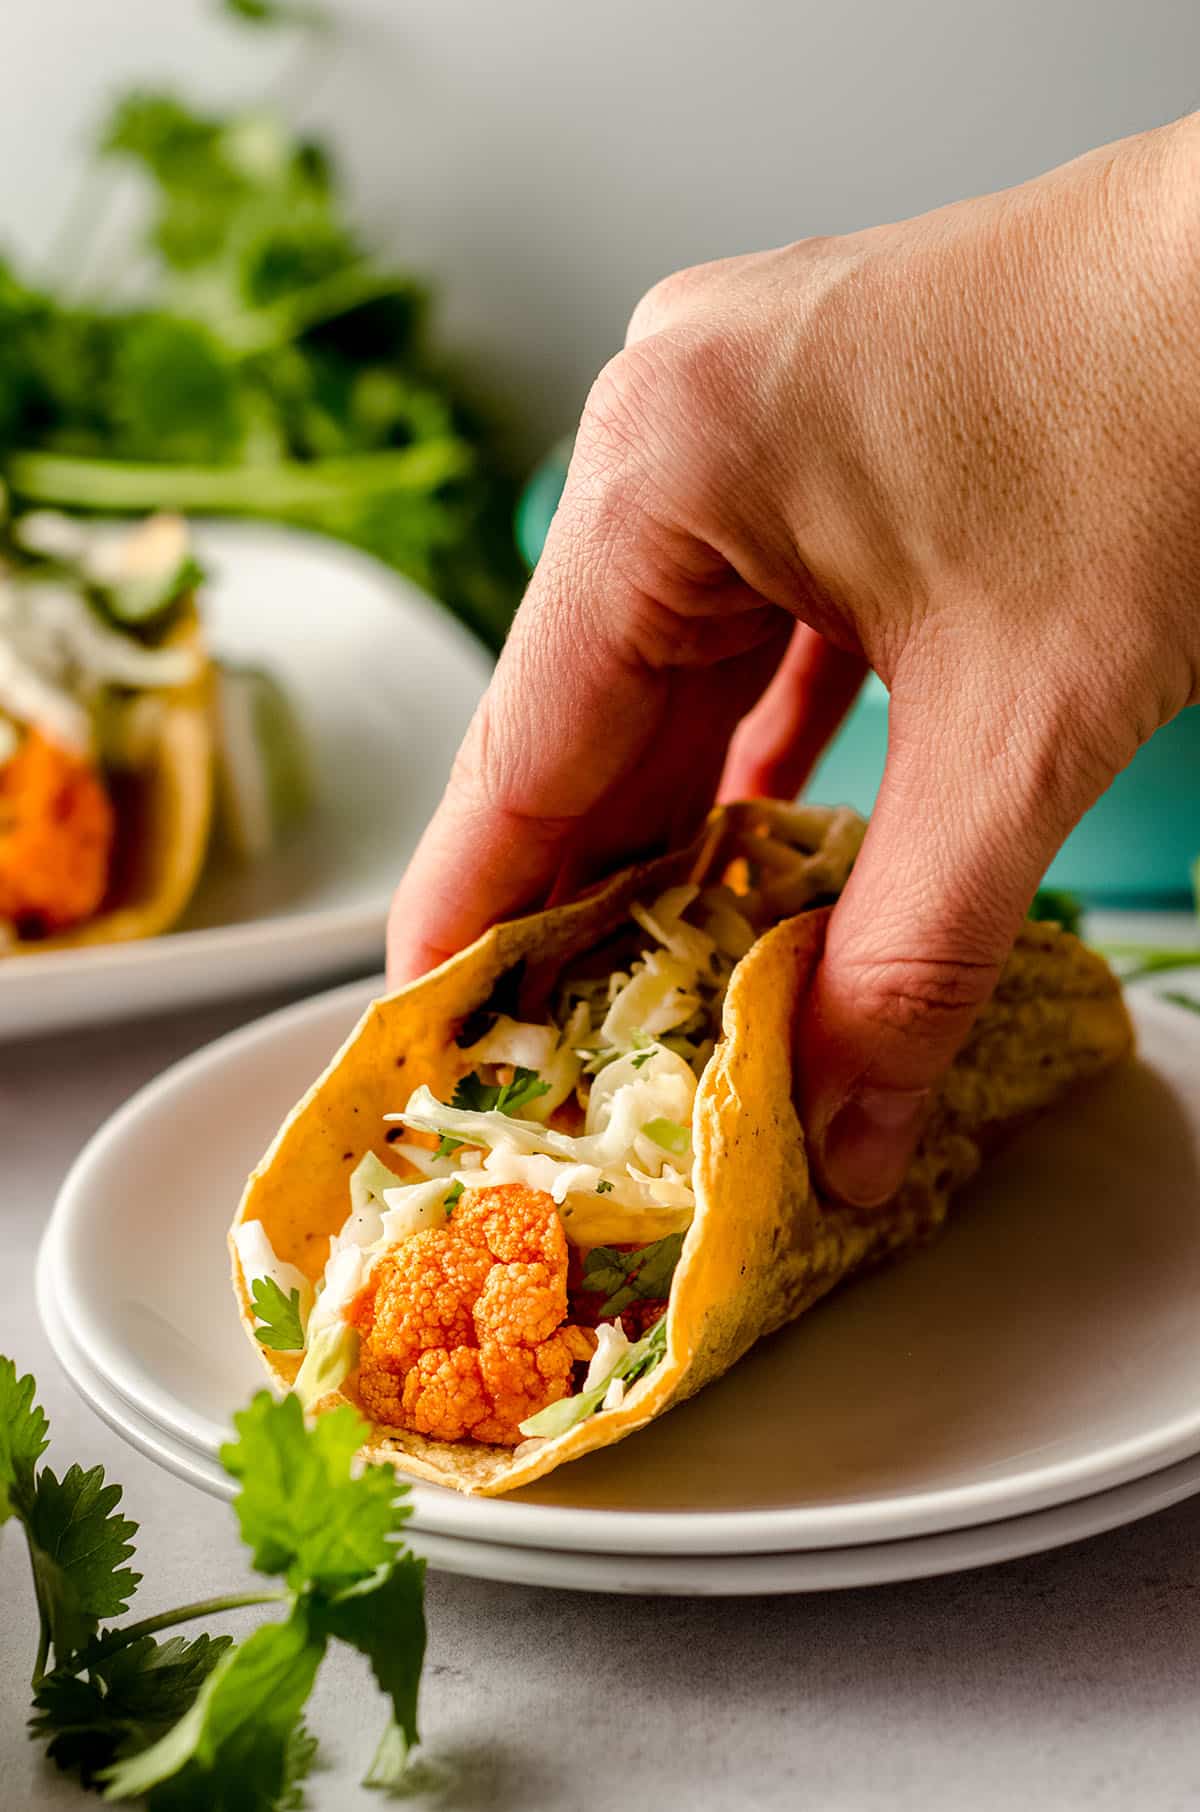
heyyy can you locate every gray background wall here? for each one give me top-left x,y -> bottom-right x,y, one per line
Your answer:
2,0 -> 1199,458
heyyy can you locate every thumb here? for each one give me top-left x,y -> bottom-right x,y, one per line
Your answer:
797,680 -> 1108,1208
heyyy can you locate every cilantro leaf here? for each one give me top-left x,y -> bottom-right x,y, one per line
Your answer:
24,1464 -> 141,1670
314,1555 -> 426,1785
220,1392 -> 409,1594
30,1631 -> 232,1786
443,1180 -> 464,1214
436,1065 -> 551,1155
250,1277 -> 306,1352
594,1179 -> 614,1195
452,1066 -> 551,1116
101,1607 -> 323,1808
0,1355 -> 49,1523
581,1234 -> 685,1318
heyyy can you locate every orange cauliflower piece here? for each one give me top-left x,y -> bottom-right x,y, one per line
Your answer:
452,1185 -> 567,1266
401,1348 -> 491,1440
356,1183 -> 581,1446
0,730 -> 114,935
362,1231 -> 492,1376
474,1335 -> 575,1444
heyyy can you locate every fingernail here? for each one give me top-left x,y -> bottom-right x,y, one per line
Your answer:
818,1087 -> 930,1208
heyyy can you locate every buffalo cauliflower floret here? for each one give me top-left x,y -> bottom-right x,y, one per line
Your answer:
356,1232 -> 492,1376
474,1336 -> 576,1444
401,1348 -> 491,1440
0,729 -> 114,935
355,1183 -> 584,1446
452,1185 -> 568,1267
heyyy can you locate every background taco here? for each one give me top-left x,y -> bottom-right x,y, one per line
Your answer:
0,512 -> 214,954
230,802 -> 1133,1496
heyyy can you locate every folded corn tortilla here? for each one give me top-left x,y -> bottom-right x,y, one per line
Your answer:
230,800 -> 1133,1495
4,602 -> 214,954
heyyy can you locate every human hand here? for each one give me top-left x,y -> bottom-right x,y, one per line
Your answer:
389,114 -> 1200,1207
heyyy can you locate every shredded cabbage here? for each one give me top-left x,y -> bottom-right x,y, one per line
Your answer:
0,566 -> 201,752
384,1139 -> 462,1180
310,882 -> 744,1387
583,1319 -> 631,1391
600,950 -> 699,1049
460,1014 -> 560,1073
379,1177 -> 454,1244
332,1151 -> 402,1254
293,1322 -> 359,1412
519,1316 -> 669,1439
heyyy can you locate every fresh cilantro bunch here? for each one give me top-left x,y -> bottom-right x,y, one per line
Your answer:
0,3 -> 523,647
2,1355 -> 427,1808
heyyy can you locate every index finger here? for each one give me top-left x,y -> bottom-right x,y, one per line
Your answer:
385,481 -> 662,984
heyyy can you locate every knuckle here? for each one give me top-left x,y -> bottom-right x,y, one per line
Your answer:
448,691 -> 581,835
840,950 -> 1001,1043
575,347 -> 661,476
626,263 -> 710,345
570,336 -> 723,538
577,334 -> 732,482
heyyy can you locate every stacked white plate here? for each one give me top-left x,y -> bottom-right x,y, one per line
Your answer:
36,979 -> 1200,1595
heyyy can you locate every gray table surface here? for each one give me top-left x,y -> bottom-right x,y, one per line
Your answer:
4,976 -> 1200,1812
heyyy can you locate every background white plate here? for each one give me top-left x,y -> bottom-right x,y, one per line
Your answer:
0,521 -> 492,1039
37,976 -> 1200,1556
36,1259 -> 1200,1595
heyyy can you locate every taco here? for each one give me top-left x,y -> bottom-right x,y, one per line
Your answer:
230,800 -> 1133,1496
0,511 -> 215,954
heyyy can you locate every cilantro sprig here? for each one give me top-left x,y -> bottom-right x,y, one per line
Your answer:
435,1065 -> 551,1157
249,1277 -> 306,1353
4,1355 -> 428,1807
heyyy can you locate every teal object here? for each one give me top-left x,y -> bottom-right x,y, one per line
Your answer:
516,436 -> 574,571
808,676 -> 1200,906
517,446 -> 1200,904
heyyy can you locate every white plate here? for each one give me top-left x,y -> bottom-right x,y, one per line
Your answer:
0,521 -> 492,1039
36,1253 -> 1200,1594
37,979 -> 1200,1556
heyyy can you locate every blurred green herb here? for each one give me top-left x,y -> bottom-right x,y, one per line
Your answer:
1158,990 -> 1200,1015
1029,889 -> 1083,937
0,8 -> 522,646
218,0 -> 332,29
4,1355 -> 427,1807
1092,853 -> 1200,981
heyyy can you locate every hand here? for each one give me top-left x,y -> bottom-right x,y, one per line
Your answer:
389,114 -> 1200,1207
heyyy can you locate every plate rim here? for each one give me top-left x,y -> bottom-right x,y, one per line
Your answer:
37,1258 -> 1200,1594
39,979 -> 1200,1557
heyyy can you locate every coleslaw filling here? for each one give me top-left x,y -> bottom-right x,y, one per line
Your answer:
247,882 -> 758,1434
